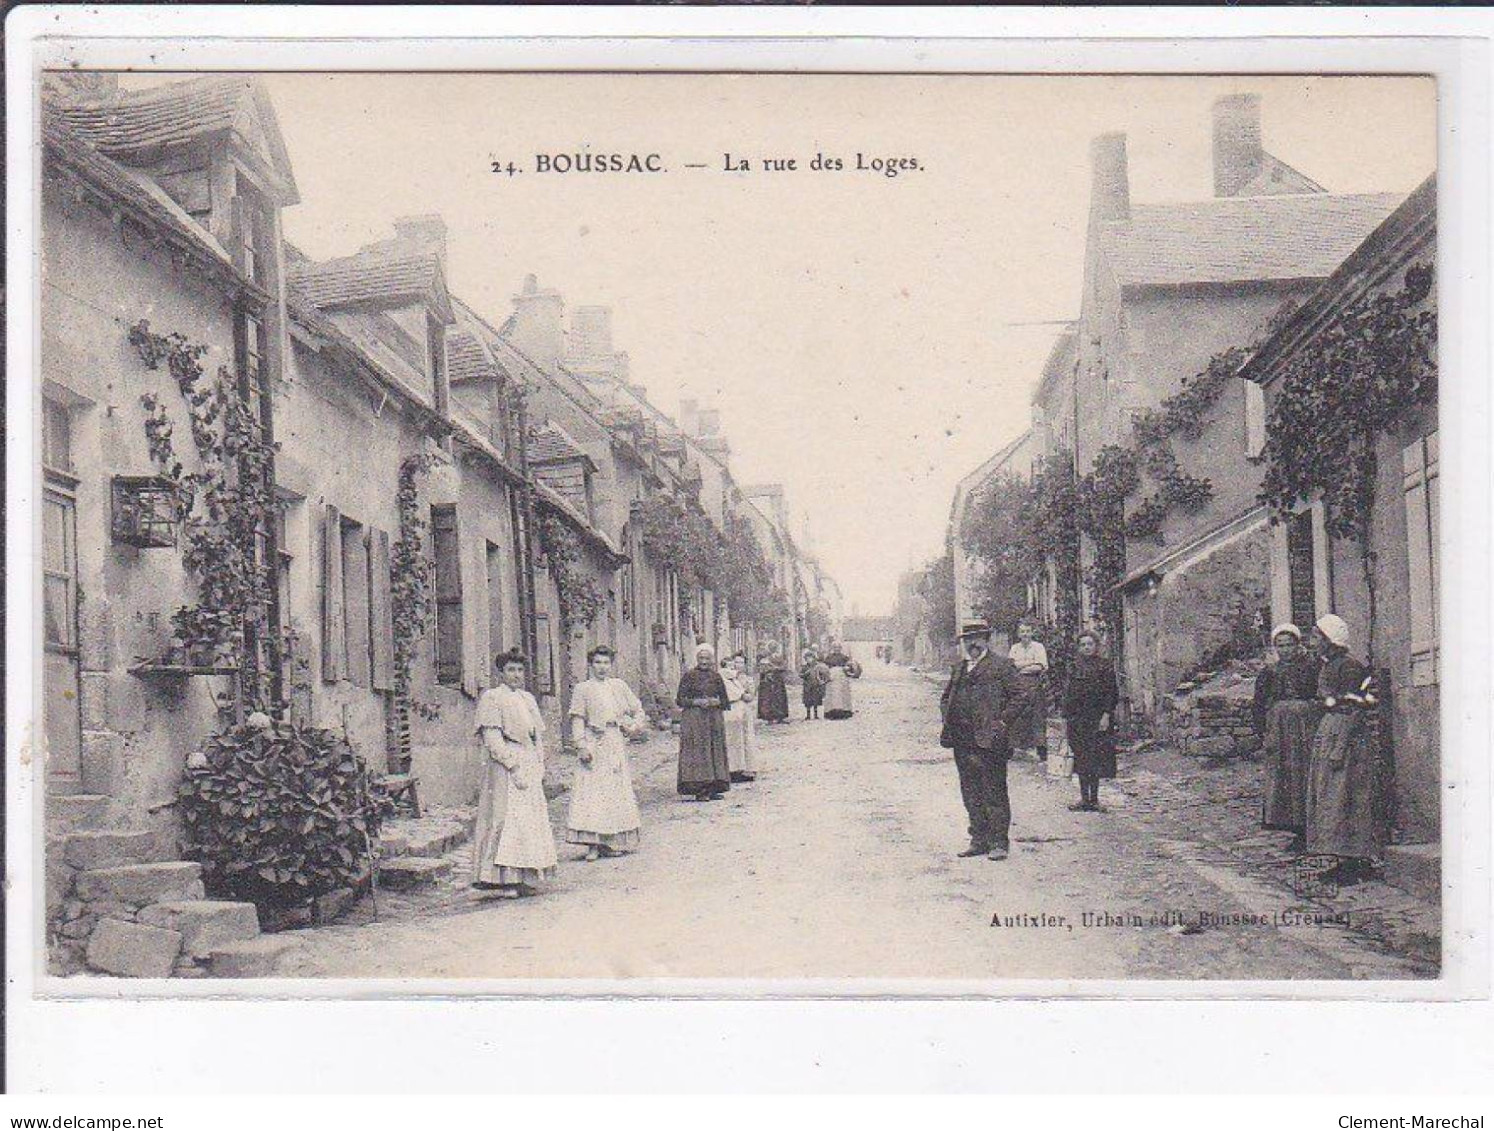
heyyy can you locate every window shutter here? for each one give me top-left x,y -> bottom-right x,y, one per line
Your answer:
369,527 -> 394,691
461,519 -> 483,697
1404,433 -> 1439,686
321,503 -> 345,682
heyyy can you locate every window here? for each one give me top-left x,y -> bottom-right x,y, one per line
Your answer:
1404,431 -> 1440,686
42,396 -> 73,475
534,612 -> 556,695
234,175 -> 269,285
341,517 -> 371,688
1244,380 -> 1267,458
620,559 -> 636,625
43,490 -> 77,651
1284,508 -> 1320,630
431,505 -> 463,686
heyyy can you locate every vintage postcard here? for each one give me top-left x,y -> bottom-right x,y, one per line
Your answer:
23,61 -> 1459,995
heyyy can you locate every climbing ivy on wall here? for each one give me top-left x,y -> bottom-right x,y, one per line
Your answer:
391,452 -> 440,721
129,320 -> 277,706
1258,263 -> 1437,541
1256,262 -> 1436,662
536,505 -> 607,630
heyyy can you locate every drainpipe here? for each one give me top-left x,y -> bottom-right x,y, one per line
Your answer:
514,382 -> 541,679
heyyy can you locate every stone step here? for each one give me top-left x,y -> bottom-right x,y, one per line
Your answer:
376,855 -> 453,890
383,817 -> 468,858
46,793 -> 111,833
1383,842 -> 1441,903
62,830 -> 166,871
138,900 -> 261,959
75,862 -> 204,907
86,916 -> 183,978
208,935 -> 309,978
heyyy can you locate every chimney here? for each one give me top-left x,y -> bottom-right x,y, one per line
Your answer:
697,408 -> 722,438
508,273 -> 564,370
569,306 -> 614,365
680,398 -> 700,437
1212,93 -> 1264,197
1089,133 -> 1130,222
393,214 -> 448,265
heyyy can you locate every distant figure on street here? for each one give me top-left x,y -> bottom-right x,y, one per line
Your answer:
1008,621 -> 1051,763
566,645 -> 646,861
757,644 -> 791,724
1061,630 -> 1119,812
722,655 -> 757,783
822,641 -> 855,720
1254,623 -> 1322,847
677,643 -> 732,802
800,650 -> 829,720
471,649 -> 559,897
1306,614 -> 1383,884
940,620 -> 1020,861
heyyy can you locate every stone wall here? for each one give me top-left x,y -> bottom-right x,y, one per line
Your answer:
1159,676 -> 1260,759
1123,525 -> 1272,715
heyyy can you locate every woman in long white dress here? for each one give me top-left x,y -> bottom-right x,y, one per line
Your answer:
566,645 -> 646,860
471,649 -> 559,896
722,656 -> 757,783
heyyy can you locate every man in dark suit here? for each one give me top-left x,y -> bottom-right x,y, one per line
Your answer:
941,620 -> 1020,861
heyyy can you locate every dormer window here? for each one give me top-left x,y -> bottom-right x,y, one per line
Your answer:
233,173 -> 271,286
428,317 -> 449,417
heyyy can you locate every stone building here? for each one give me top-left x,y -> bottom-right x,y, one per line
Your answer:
1074,93 -> 1404,713
42,74 -> 300,842
1238,175 -> 1439,887
38,73 -> 825,973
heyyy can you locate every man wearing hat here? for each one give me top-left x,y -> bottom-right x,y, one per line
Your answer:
940,620 -> 1022,861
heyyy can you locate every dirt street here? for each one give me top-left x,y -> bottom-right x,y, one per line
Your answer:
292,664 -> 1427,982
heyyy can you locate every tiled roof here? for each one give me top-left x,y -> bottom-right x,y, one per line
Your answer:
42,107 -> 242,281
288,246 -> 453,322
447,328 -> 498,384
1099,191 -> 1405,288
529,421 -> 595,468
54,75 -> 298,203
58,75 -> 250,150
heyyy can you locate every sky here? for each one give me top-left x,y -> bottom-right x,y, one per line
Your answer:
139,72 -> 1435,614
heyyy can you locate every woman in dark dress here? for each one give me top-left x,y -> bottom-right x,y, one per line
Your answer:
757,644 -> 791,724
800,650 -> 828,720
676,643 -> 732,801
1062,630 -> 1119,812
1253,624 -> 1322,844
1305,614 -> 1382,883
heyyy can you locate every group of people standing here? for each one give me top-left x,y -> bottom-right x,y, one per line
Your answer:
939,619 -> 1119,861
1254,613 -> 1383,884
940,610 -> 1384,886
797,643 -> 861,721
469,645 -> 649,898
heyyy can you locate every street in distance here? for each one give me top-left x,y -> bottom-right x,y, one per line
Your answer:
490,151 -> 923,176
